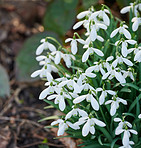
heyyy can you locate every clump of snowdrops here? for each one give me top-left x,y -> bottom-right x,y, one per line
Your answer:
31,1 -> 141,148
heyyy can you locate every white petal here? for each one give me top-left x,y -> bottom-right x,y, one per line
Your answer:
73,21 -> 84,30
46,72 -> 53,82
107,90 -> 116,95
78,109 -> 88,117
123,28 -> 131,39
103,13 -> 110,26
76,39 -> 86,44
36,44 -> 44,55
105,100 -> 112,105
120,6 -> 130,14
110,103 -> 117,116
77,11 -> 89,19
31,70 -> 41,78
48,43 -> 56,52
132,21 -> 139,31
110,28 -> 119,38
90,126 -> 95,135
71,40 -> 77,55
122,131 -> 129,146
97,35 -> 104,42
123,58 -> 133,66
93,118 -> 106,127
90,96 -> 99,111
73,95 -> 87,104
90,26 -> 97,41
82,120 -> 90,137
47,94 -> 57,100
39,88 -> 49,100
82,49 -> 90,62
115,72 -> 126,84
129,129 -> 138,135
115,129 -> 124,135
59,98 -> 66,111
65,38 -> 72,43
114,118 -> 122,122
102,71 -> 110,80
93,48 -> 104,56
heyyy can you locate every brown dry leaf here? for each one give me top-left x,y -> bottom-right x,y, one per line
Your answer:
0,126 -> 11,148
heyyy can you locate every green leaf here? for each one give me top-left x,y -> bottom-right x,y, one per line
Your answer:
120,87 -> 131,93
122,83 -> 140,91
16,32 -> 60,82
38,115 -> 59,122
43,0 -> 78,36
0,65 -> 10,97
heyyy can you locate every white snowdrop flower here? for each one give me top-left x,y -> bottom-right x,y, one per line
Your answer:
138,114 -> 141,118
74,115 -> 106,137
115,39 -> 136,57
65,106 -> 88,120
110,24 -> 131,39
102,67 -> 126,84
65,38 -> 85,55
96,88 -> 116,105
77,69 -> 96,86
80,83 -> 95,92
122,68 -> 134,81
36,38 -> 56,55
47,88 -> 72,111
114,117 -> 132,134
103,56 -> 114,71
119,141 -> 134,148
134,50 -> 141,62
63,54 -> 75,68
51,51 -> 63,65
58,79 -> 81,93
82,47 -> 104,62
105,96 -> 127,116
91,9 -> 110,26
120,3 -> 138,16
89,21 -> 107,41
116,127 -> 137,147
132,17 -> 141,31
73,91 -> 99,111
39,81 -> 57,100
51,119 -> 80,136
112,55 -> 133,68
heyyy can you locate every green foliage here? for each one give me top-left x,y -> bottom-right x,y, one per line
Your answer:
0,64 -> 10,97
43,0 -> 78,36
82,0 -> 98,9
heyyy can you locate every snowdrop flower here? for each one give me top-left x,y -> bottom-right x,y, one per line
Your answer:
115,39 -> 136,57
65,106 -> 88,120
86,62 -> 105,75
114,117 -> 132,133
138,114 -> 141,118
134,49 -> 141,62
63,54 -> 75,68
89,21 -> 107,41
65,37 -> 85,55
122,68 -> 134,81
46,88 -> 72,111
105,96 -> 127,116
58,79 -> 81,93
51,51 -> 63,65
132,17 -> 141,31
116,127 -> 137,147
80,83 -> 95,92
112,55 -> 133,68
39,81 -> 57,100
120,3 -> 138,16
102,67 -> 126,84
36,38 -> 56,55
119,141 -> 134,148
73,91 -> 99,111
74,115 -> 106,137
51,119 -> 80,136
96,88 -> 116,105
82,47 -> 104,62
103,56 -> 114,71
91,8 -> 110,26
110,23 -> 131,39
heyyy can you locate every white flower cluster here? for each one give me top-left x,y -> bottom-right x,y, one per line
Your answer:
31,2 -> 141,148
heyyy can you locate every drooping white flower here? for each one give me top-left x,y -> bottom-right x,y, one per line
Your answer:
132,17 -> 141,31
120,3 -> 138,16
110,24 -> 131,39
36,38 -> 56,55
115,39 -> 136,57
63,54 -> 75,68
82,47 -> 104,62
134,50 -> 141,62
80,83 -> 95,92
51,51 -> 63,65
122,68 -> 134,81
102,66 -> 126,84
47,88 -> 72,111
96,88 -> 116,105
91,9 -> 110,26
65,38 -> 85,55
112,55 -> 133,67
73,91 -> 99,111
114,117 -> 132,133
116,127 -> 137,147
51,119 -> 80,136
105,96 -> 127,116
65,106 -> 88,120
74,115 -> 106,137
